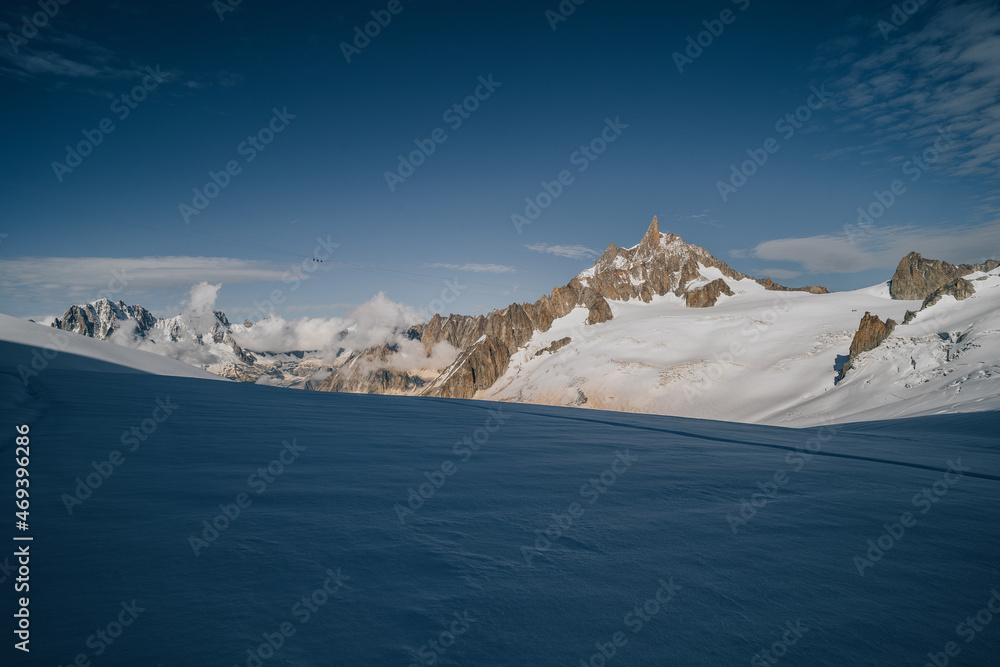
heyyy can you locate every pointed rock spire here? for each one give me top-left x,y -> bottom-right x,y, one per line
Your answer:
645,216 -> 660,239
636,216 -> 661,253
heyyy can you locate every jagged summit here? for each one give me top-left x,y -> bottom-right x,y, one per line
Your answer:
53,298 -> 157,339
577,217 -> 826,302
638,215 -> 661,248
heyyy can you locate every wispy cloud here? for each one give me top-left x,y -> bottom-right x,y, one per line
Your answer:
757,268 -> 802,280
819,0 -> 1000,179
522,243 -> 600,260
732,221 -> 1000,274
0,256 -> 286,302
425,263 -> 516,274
674,210 -> 723,229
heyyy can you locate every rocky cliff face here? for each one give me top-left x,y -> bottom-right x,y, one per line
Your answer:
838,312 -> 897,382
684,278 -> 735,308
418,217 -> 827,400
889,252 -> 999,300
52,299 -> 157,339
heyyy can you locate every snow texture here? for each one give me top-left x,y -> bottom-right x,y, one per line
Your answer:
0,329 -> 997,665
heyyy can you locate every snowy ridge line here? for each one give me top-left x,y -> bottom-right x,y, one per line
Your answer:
434,400 -> 1000,482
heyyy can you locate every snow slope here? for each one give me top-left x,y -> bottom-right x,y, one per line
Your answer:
0,312 -> 223,381
480,266 -> 1000,426
0,347 -> 997,665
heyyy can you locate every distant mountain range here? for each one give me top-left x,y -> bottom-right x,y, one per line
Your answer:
47,217 -> 1000,425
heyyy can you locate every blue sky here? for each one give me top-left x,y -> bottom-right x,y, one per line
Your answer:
1,0 -> 999,322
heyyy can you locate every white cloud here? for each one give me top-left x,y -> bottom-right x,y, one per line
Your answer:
230,315 -> 349,354
737,222 -> 1000,274
0,256 -> 286,302
758,268 -> 802,280
523,243 -> 600,260
425,263 -> 516,274
821,0 -> 1000,179
228,291 -> 446,371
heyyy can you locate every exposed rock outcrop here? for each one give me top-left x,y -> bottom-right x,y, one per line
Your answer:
586,297 -> 614,324
684,278 -> 735,308
920,277 -> 976,310
889,252 -> 999,301
902,277 -> 977,324
535,337 -> 572,356
755,278 -> 828,294
837,312 -> 897,382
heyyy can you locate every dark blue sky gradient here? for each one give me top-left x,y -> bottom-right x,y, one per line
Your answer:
1,0 -> 998,319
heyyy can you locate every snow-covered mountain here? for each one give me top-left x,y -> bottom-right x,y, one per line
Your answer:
479,266 -> 1000,426
49,297 -> 334,387
33,217 -> 1000,426
0,312 -> 222,382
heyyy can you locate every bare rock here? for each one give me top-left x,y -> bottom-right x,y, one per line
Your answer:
586,297 -> 614,324
921,277 -> 976,310
684,278 -> 734,308
888,252 -> 999,300
424,335 -> 512,398
838,312 -> 897,382
756,278 -> 829,294
535,337 -> 572,356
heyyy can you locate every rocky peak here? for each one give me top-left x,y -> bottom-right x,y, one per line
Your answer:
889,252 -> 999,301
52,298 -> 157,340
837,312 -> 897,382
419,217 -> 830,401
636,216 -> 663,253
